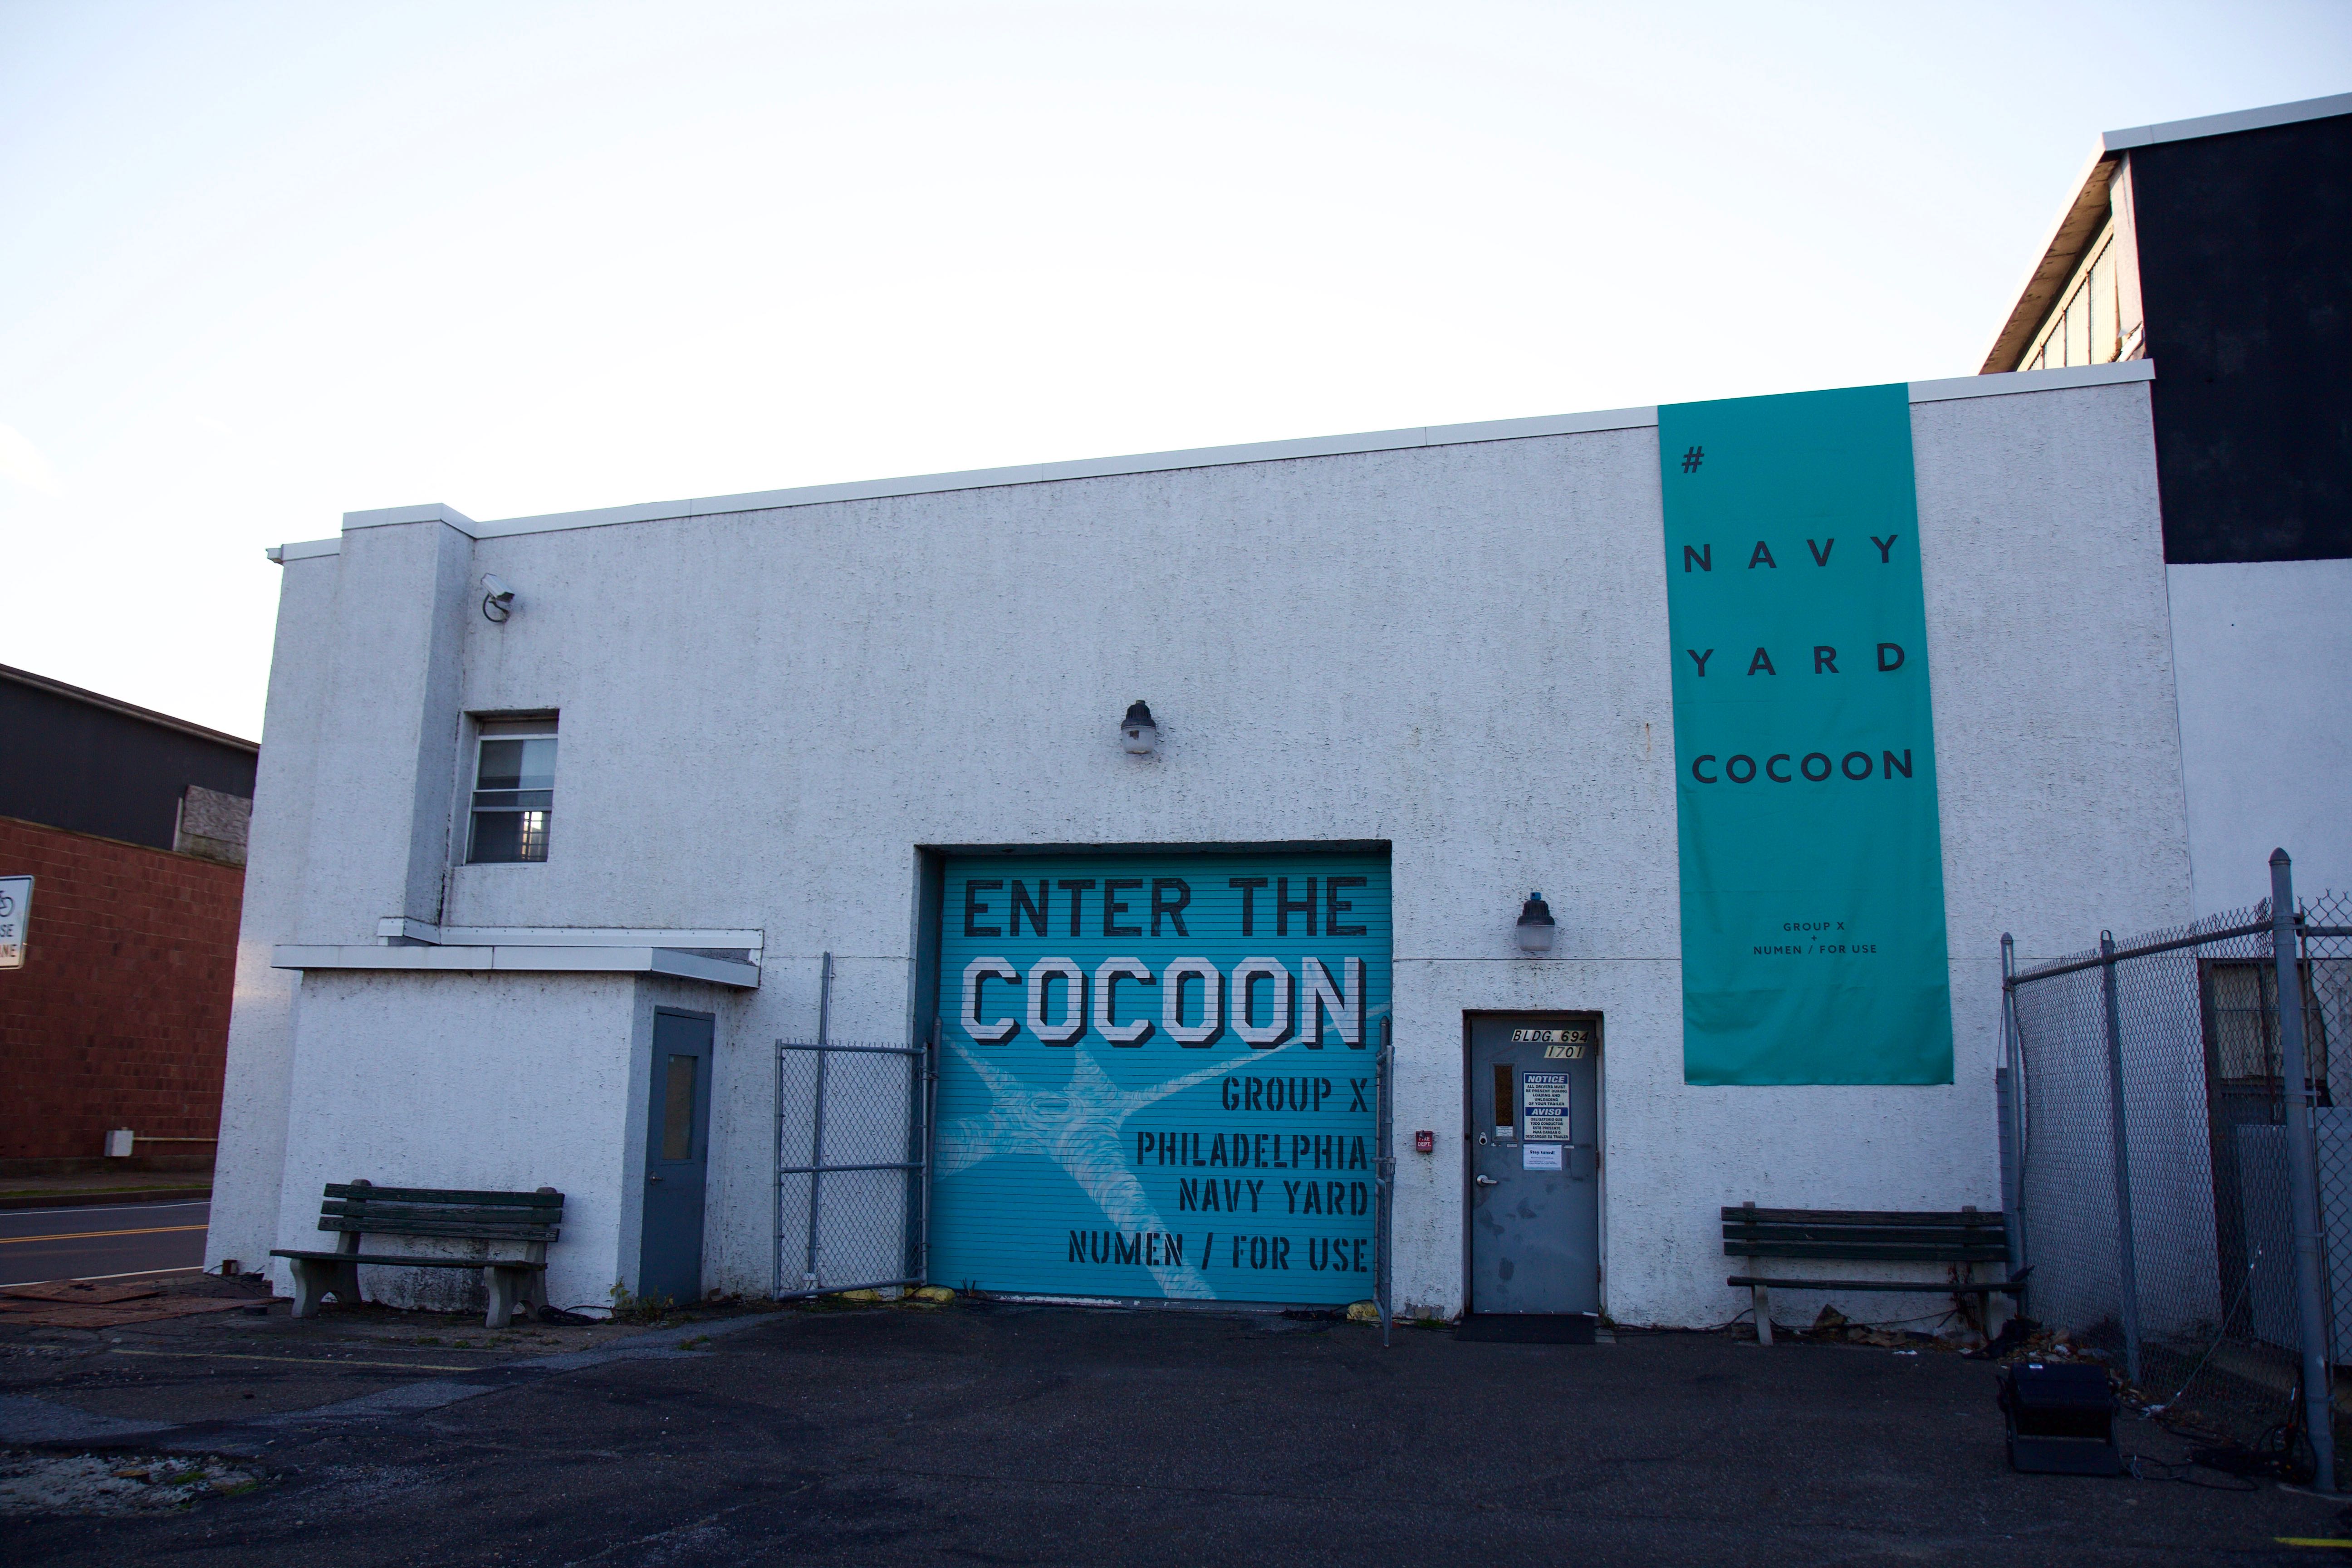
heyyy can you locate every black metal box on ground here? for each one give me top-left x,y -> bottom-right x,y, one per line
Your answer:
1998,1362 -> 2122,1475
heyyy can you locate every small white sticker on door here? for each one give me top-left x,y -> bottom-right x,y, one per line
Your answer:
1523,1143 -> 1563,1170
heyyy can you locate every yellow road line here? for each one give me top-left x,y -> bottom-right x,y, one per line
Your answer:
0,1224 -> 209,1245
110,1349 -> 488,1373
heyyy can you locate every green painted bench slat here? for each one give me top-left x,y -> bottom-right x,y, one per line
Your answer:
325,1184 -> 563,1207
323,1201 -> 564,1229
323,1200 -> 563,1224
1726,1274 -> 2016,1294
1719,1206 -> 2001,1227
1724,1224 -> 2005,1247
1726,1241 -> 2010,1263
314,1216 -> 560,1242
274,1249 -> 550,1271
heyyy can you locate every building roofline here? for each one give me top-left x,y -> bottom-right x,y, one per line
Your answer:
2100,90 -> 2352,154
1980,91 -> 2352,372
0,662 -> 260,754
265,361 -> 2156,560
1979,143 -> 2121,375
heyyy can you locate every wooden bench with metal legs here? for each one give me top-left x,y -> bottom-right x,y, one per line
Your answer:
271,1180 -> 565,1329
1723,1203 -> 2025,1345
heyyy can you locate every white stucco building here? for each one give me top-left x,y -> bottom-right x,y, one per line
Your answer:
205,353 -> 2344,1328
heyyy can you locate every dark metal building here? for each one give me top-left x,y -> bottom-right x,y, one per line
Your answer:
0,663 -> 260,861
1980,92 -> 2351,564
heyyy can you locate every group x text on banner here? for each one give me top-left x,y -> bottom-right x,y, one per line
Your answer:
1658,383 -> 1953,1085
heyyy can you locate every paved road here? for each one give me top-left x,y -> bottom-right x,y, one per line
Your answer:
0,1199 -> 208,1286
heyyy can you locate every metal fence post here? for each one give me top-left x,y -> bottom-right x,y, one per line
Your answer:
2271,849 -> 2335,1490
2099,931 -> 2144,1386
785,1029 -> 795,1298
1999,934 -> 2029,1295
803,952 -> 833,1293
1376,1015 -> 1395,1349
918,1018 -> 937,1285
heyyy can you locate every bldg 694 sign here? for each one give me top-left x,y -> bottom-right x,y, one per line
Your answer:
931,853 -> 1390,1304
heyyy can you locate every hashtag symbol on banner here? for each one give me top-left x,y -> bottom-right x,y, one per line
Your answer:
1680,446 -> 1704,474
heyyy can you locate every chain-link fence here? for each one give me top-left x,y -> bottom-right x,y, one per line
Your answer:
2005,855 -> 2352,1478
774,1031 -> 932,1298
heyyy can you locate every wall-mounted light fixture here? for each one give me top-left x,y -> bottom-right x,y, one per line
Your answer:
481,574 -> 516,623
1515,891 -> 1556,954
1120,701 -> 1158,755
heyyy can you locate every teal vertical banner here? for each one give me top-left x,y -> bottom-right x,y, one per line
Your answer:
1658,384 -> 1953,1085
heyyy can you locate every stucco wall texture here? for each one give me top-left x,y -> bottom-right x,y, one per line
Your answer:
214,368 -> 2200,1326
2166,558 -> 2352,915
0,814 -> 242,1165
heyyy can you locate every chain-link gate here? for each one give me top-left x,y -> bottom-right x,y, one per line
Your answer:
2005,853 -> 2352,1483
773,954 -> 934,1298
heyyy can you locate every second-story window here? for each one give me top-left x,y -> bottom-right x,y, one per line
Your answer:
467,717 -> 558,864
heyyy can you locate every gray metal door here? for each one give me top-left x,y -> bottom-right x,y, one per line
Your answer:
640,1009 -> 714,1306
1467,1016 -> 1600,1313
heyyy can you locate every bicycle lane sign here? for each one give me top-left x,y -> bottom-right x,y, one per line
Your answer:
0,876 -> 29,969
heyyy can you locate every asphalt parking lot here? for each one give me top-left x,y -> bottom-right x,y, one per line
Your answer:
1,1295 -> 2345,1566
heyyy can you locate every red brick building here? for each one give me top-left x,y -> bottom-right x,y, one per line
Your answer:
0,665 -> 256,1174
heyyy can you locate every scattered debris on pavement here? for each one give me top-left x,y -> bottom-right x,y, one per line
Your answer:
0,1450 -> 262,1516
0,1274 -> 280,1330
1733,1302 -> 1980,1352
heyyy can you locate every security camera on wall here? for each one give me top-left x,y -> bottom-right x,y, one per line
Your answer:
480,574 -> 516,622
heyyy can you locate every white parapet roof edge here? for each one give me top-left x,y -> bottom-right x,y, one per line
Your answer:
2101,90 -> 2352,153
1909,359 -> 2152,403
264,360 -> 2156,560
273,943 -> 761,988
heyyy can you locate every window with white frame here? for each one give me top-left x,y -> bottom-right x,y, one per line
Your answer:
466,716 -> 558,864
2024,232 -> 2126,372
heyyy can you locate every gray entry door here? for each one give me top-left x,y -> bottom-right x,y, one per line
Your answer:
639,1009 -> 714,1306
1466,1016 -> 1600,1313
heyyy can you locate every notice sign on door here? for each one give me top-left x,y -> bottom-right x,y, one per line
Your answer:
0,877 -> 29,970
1658,383 -> 1954,1085
1523,1144 -> 1563,1171
1521,1072 -> 1569,1142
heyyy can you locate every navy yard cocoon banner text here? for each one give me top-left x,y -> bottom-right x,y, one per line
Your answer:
934,853 -> 1391,1303
1658,384 -> 1954,1085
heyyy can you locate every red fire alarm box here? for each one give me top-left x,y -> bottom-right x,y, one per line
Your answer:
1414,1130 -> 1435,1154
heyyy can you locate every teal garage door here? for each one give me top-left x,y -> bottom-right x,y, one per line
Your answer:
932,850 -> 1391,1304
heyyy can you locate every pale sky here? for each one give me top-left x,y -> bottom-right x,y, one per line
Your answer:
4,1 -> 2347,739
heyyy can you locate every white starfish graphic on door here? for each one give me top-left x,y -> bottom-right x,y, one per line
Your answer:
938,1038 -> 1304,1298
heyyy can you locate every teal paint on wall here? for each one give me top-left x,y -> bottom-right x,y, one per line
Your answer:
932,851 -> 1390,1303
1658,384 -> 1954,1085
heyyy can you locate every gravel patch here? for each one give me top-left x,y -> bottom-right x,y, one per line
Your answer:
0,1450 -> 261,1516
